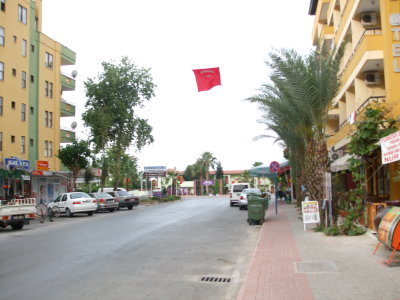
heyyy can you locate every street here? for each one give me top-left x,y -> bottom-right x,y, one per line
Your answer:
0,196 -> 260,300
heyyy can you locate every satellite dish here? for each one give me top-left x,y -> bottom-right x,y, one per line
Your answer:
71,70 -> 78,78
71,121 -> 77,129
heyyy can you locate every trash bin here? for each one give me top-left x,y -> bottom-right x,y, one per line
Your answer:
247,195 -> 266,225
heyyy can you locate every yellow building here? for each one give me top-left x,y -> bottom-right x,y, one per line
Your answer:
0,0 -> 76,202
309,0 -> 400,227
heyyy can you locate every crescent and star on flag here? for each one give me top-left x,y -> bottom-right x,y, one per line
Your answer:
192,67 -> 221,92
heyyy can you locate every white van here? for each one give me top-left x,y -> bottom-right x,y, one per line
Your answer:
230,183 -> 250,206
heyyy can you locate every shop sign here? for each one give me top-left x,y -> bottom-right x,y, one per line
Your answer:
36,160 -> 49,171
32,170 -> 44,176
201,180 -> 214,186
4,158 -> 30,170
380,130 -> 400,164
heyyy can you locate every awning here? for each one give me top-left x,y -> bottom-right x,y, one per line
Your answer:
330,154 -> 352,172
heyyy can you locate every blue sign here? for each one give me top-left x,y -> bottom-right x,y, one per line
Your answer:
4,158 -> 30,171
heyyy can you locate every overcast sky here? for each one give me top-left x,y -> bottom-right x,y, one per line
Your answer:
42,0 -> 314,171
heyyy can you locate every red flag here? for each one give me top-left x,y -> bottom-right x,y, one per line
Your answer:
192,67 -> 221,92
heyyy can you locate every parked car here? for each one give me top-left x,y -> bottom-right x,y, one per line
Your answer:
98,187 -> 126,193
230,183 -> 250,206
107,190 -> 139,210
89,192 -> 119,212
48,192 -> 98,217
238,188 -> 262,210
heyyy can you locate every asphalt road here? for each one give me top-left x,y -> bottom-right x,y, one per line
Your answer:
0,196 -> 260,300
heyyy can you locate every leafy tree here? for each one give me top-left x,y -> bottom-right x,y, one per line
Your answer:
253,162 -> 263,167
82,56 -> 155,191
215,161 -> 224,179
163,171 -> 179,196
198,152 -> 217,194
57,140 -> 92,191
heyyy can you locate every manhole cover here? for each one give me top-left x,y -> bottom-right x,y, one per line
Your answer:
295,261 -> 339,273
200,276 -> 231,283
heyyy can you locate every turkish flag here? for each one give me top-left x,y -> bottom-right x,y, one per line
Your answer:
193,67 -> 221,92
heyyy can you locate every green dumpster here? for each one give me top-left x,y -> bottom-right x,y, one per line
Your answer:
247,195 -> 266,225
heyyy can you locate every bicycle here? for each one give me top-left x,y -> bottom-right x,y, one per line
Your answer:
36,203 -> 60,223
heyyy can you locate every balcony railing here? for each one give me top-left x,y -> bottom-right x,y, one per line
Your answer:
337,96 -> 386,131
61,98 -> 76,117
60,128 -> 76,143
61,74 -> 76,91
339,28 -> 382,78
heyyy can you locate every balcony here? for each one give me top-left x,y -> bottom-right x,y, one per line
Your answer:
61,45 -> 76,66
60,128 -> 76,143
61,73 -> 76,91
61,99 -> 76,117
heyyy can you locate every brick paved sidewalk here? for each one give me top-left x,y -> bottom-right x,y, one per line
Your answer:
237,201 -> 400,300
237,201 -> 314,300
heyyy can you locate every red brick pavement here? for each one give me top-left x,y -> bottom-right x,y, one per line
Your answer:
237,202 -> 314,300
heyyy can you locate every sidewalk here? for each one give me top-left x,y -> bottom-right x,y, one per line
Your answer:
237,200 -> 400,300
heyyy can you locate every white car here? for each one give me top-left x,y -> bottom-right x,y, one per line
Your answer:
48,192 -> 98,217
238,188 -> 262,210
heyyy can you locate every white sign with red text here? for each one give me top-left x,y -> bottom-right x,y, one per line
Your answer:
381,131 -> 400,164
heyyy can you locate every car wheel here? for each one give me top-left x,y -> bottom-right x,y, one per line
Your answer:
239,206 -> 243,210
127,205 -> 133,210
87,211 -> 93,216
66,208 -> 73,217
108,208 -> 115,212
11,222 -> 24,230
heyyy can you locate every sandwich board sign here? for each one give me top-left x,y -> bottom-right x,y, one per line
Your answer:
301,199 -> 320,230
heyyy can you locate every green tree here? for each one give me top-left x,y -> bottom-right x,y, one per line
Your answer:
253,162 -> 263,167
198,152 -> 217,194
215,161 -> 224,179
57,140 -> 92,191
247,44 -> 344,222
82,56 -> 155,191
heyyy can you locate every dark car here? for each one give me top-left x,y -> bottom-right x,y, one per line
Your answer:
107,190 -> 139,210
89,192 -> 119,212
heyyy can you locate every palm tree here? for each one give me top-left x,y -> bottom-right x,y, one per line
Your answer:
247,44 -> 344,223
164,171 -> 179,196
198,152 -> 217,194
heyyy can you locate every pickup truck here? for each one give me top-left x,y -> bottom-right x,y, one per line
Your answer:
0,198 -> 37,230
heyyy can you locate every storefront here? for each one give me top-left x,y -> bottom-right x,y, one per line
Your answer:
31,171 -> 71,204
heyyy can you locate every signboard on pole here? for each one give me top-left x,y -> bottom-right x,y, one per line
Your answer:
269,161 -> 280,173
301,200 -> 320,230
143,166 -> 166,178
381,131 -> 400,164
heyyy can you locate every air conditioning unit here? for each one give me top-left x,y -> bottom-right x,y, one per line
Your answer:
364,72 -> 381,85
361,12 -> 377,26
329,150 -> 344,161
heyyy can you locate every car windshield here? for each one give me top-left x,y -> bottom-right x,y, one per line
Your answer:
243,189 -> 261,195
117,191 -> 129,196
96,193 -> 112,198
233,185 -> 248,192
70,192 -> 91,199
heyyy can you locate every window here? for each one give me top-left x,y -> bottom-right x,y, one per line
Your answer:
21,103 -> 26,121
11,101 -> 15,109
11,135 -> 15,143
12,68 -> 16,76
45,52 -> 53,69
49,112 -> 53,127
0,27 -> 4,46
0,96 -> 2,115
45,110 -> 48,127
29,138 -> 33,147
49,82 -> 53,98
13,35 -> 16,43
22,71 -> 26,88
18,5 -> 27,24
1,0 -> 5,12
45,81 -> 49,97
30,75 -> 34,83
30,106 -> 34,114
49,141 -> 53,157
30,44 -> 34,52
20,136 -> 25,154
22,39 -> 27,56
0,132 -> 2,151
0,61 -> 3,81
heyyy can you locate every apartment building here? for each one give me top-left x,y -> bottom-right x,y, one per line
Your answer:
309,0 -> 400,227
0,0 -> 76,202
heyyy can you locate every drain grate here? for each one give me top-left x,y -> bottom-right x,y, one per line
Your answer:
201,276 -> 231,283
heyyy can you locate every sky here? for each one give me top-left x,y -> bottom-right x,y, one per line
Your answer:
42,0 -> 314,172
